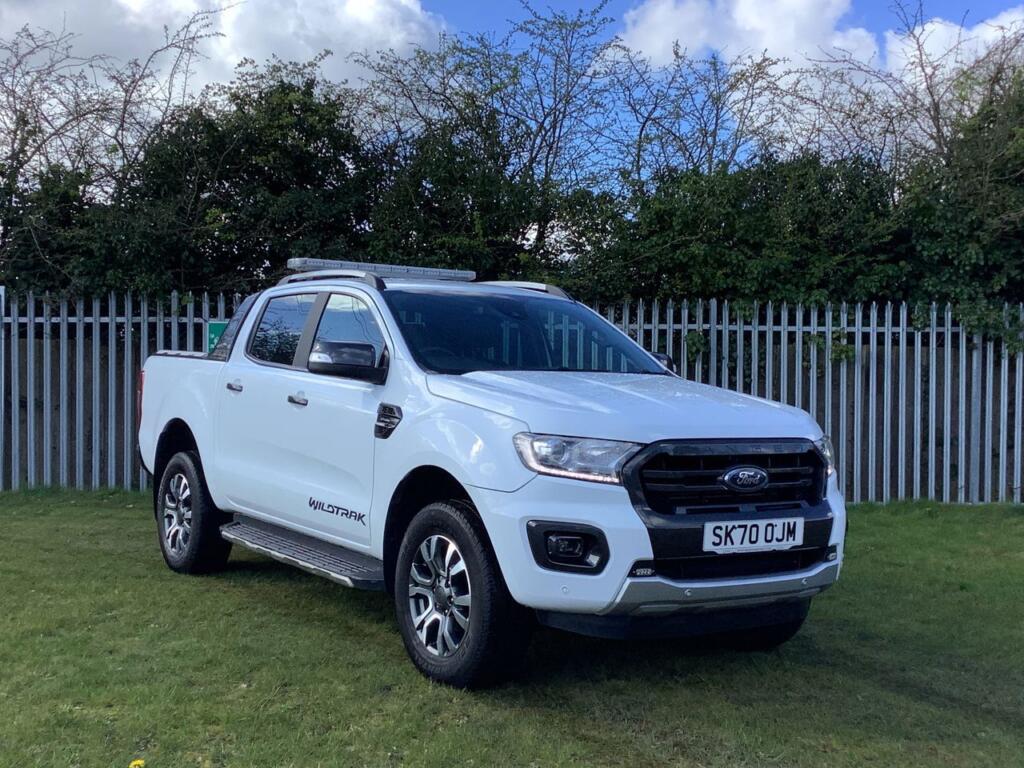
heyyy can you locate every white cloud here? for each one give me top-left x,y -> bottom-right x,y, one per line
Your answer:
0,0 -> 444,87
884,6 -> 1024,75
621,0 -> 878,65
621,0 -> 1024,71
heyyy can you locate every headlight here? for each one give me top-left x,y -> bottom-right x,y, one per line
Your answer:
814,436 -> 835,476
513,433 -> 642,484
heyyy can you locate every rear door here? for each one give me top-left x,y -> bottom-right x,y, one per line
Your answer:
215,291 -> 321,528
274,292 -> 389,546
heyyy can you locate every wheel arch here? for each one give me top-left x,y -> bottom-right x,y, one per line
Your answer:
153,418 -> 199,504
383,465 -> 489,594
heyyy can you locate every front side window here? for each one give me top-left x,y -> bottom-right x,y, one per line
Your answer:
383,290 -> 665,376
249,293 -> 316,365
309,294 -> 386,366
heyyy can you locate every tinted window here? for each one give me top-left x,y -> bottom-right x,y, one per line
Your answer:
208,294 -> 258,361
249,294 -> 316,365
309,294 -> 386,365
383,290 -> 664,376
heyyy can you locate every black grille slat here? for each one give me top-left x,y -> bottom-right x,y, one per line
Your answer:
767,466 -> 815,476
643,466 -> 815,480
643,469 -> 724,479
644,482 -> 725,493
634,442 -> 825,515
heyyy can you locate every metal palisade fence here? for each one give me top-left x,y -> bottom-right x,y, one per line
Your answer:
1,287 -> 1022,504
0,288 -> 243,494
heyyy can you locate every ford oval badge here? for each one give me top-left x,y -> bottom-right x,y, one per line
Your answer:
722,466 -> 769,492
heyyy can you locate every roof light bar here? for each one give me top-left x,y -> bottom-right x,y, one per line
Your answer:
286,258 -> 475,282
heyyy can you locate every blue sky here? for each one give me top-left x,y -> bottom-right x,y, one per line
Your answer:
428,0 -> 1016,36
1,0 -> 1022,86
425,1 -> 1024,76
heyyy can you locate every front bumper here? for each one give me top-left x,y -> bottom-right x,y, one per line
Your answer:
470,471 -> 846,616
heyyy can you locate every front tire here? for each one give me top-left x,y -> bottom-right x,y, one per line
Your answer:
395,501 -> 530,688
156,450 -> 231,574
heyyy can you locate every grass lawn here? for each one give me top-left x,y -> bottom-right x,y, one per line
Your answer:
1,491 -> 1022,768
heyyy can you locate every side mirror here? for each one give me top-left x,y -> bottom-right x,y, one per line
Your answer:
307,342 -> 388,385
652,352 -> 676,373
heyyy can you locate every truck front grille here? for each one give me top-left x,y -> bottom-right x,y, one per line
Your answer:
631,441 -> 826,515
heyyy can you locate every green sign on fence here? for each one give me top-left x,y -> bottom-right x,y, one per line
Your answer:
206,321 -> 229,352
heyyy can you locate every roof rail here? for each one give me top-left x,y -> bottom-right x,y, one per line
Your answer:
480,280 -> 571,299
278,269 -> 385,290
286,258 -> 475,283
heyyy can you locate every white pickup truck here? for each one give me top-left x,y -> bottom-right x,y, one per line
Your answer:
138,260 -> 846,687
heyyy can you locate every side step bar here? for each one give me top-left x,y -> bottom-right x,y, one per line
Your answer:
221,517 -> 385,591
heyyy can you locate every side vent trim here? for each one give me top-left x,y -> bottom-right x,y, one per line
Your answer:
375,404 -> 403,438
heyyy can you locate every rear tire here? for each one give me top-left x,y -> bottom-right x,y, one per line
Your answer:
155,450 -> 231,574
395,501 -> 531,688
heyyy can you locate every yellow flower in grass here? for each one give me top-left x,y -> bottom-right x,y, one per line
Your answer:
129,760 -> 145,768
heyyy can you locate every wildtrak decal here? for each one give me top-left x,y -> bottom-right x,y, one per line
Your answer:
308,497 -> 367,526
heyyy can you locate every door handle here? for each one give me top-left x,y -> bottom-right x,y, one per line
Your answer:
287,393 -> 308,407
226,380 -> 243,392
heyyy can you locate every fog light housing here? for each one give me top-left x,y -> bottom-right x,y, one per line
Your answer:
527,521 -> 608,574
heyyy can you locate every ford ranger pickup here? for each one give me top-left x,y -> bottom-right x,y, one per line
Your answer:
138,259 -> 846,687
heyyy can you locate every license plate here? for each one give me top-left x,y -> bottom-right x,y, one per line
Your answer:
702,518 -> 804,554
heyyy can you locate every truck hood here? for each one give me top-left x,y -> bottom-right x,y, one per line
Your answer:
426,371 -> 822,443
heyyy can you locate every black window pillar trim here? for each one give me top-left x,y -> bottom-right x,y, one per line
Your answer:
293,292 -> 330,367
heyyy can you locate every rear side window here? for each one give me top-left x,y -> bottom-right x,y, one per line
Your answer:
248,294 -> 316,365
208,294 -> 258,361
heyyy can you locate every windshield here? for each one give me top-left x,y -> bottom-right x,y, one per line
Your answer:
383,289 -> 665,376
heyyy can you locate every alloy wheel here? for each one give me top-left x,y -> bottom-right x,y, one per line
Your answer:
408,534 -> 472,657
162,472 -> 192,557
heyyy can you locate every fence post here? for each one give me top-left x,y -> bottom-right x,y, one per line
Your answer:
898,303 -> 908,499
10,294 -> 20,490
999,309 -> 1008,502
59,299 -> 69,488
943,305 -> 953,503
969,334 -> 983,502
1015,304 -> 1023,504
708,299 -> 717,388
42,297 -> 52,487
26,293 -> 36,487
107,292 -> 116,488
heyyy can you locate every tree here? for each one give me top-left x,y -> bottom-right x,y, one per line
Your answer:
113,57 -> 378,294
571,154 -> 906,303
604,47 -> 798,190
786,0 -> 1024,180
355,3 -> 617,260
3,2 -> 1024,307
369,114 -> 536,279
904,71 -> 1024,303
0,12 -> 223,291
0,164 -> 97,292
